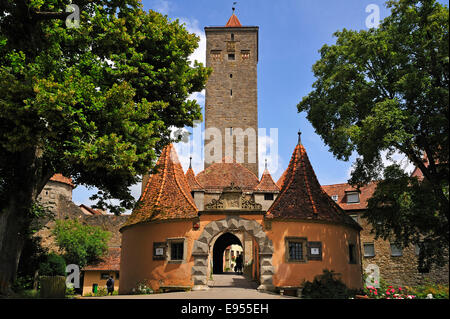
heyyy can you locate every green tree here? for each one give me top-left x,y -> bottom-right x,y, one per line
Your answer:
52,219 -> 110,268
298,0 -> 448,270
0,0 -> 210,294
39,252 -> 67,277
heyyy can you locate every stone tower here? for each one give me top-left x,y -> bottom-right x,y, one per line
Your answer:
204,12 -> 259,177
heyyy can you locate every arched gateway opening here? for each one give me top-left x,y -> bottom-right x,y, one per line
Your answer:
212,232 -> 242,274
191,216 -> 274,291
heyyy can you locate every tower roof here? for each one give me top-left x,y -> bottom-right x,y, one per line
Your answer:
185,166 -> 204,191
225,13 -> 242,27
196,158 -> 260,191
255,169 -> 280,193
266,140 -> 361,230
50,173 -> 75,188
122,144 -> 197,229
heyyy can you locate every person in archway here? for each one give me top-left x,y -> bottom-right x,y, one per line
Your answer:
235,252 -> 243,275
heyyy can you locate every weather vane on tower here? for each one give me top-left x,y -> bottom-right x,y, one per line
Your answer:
232,2 -> 237,13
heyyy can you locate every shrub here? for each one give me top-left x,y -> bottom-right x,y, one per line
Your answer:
39,253 -> 66,276
407,282 -> 449,299
132,281 -> 153,295
301,269 -> 355,299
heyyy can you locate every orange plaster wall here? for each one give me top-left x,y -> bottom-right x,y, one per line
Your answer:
82,271 -> 119,296
120,221 -> 195,294
120,215 -> 265,294
267,221 -> 362,289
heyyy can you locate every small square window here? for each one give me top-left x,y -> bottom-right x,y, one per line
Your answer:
364,243 -> 375,257
228,53 -> 235,61
285,237 -> 307,262
346,192 -> 360,203
390,243 -> 403,257
264,193 -> 274,201
171,242 -> 184,260
415,244 -> 420,256
100,273 -> 110,280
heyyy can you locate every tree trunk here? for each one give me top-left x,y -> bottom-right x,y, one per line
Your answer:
0,200 -> 29,295
0,147 -> 52,296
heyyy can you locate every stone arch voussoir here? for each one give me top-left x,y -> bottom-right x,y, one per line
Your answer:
191,216 -> 274,291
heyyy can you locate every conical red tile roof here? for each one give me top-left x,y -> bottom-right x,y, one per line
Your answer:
255,169 -> 280,192
185,166 -> 204,191
225,13 -> 242,27
267,142 -> 361,230
122,144 -> 197,229
276,168 -> 288,189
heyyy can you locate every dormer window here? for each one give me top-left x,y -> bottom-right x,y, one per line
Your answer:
331,195 -> 338,202
346,191 -> 360,204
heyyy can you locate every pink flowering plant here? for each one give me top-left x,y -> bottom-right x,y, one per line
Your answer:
364,284 -> 416,299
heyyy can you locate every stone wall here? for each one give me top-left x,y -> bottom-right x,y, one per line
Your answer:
204,27 -> 259,176
36,191 -> 128,252
358,214 -> 449,287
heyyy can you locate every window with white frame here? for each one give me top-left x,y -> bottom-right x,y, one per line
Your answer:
390,243 -> 403,257
346,191 -> 360,204
167,238 -> 186,262
364,243 -> 375,257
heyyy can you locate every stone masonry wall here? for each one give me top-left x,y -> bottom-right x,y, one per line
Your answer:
204,27 -> 259,176
358,214 -> 449,287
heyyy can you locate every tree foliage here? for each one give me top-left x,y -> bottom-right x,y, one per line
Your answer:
52,219 -> 110,268
0,0 -> 210,294
298,0 -> 448,268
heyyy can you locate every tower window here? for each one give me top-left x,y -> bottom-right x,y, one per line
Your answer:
230,89 -> 233,96
231,33 -> 234,41
228,53 -> 235,61
230,74 -> 233,78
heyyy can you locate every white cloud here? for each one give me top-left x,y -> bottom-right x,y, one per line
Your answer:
258,128 -> 284,180
152,0 -> 171,15
347,149 -> 416,180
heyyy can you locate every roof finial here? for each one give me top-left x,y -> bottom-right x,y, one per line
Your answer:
189,156 -> 192,169
232,2 -> 237,14
298,130 -> 302,145
265,158 -> 268,170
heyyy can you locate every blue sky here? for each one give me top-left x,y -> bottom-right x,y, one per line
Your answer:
72,0 -> 448,210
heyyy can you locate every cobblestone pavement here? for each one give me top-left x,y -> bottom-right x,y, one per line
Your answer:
94,273 -> 298,299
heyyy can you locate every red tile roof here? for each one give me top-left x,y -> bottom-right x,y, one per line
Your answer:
79,204 -> 105,215
322,182 -> 377,211
266,142 -> 361,230
276,168 -> 288,189
185,167 -> 204,191
83,247 -> 121,271
225,13 -> 242,27
50,174 -> 75,188
255,169 -> 280,192
196,159 -> 260,191
122,144 -> 197,229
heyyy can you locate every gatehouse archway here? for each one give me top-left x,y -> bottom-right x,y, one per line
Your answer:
212,232 -> 242,274
191,216 -> 274,291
